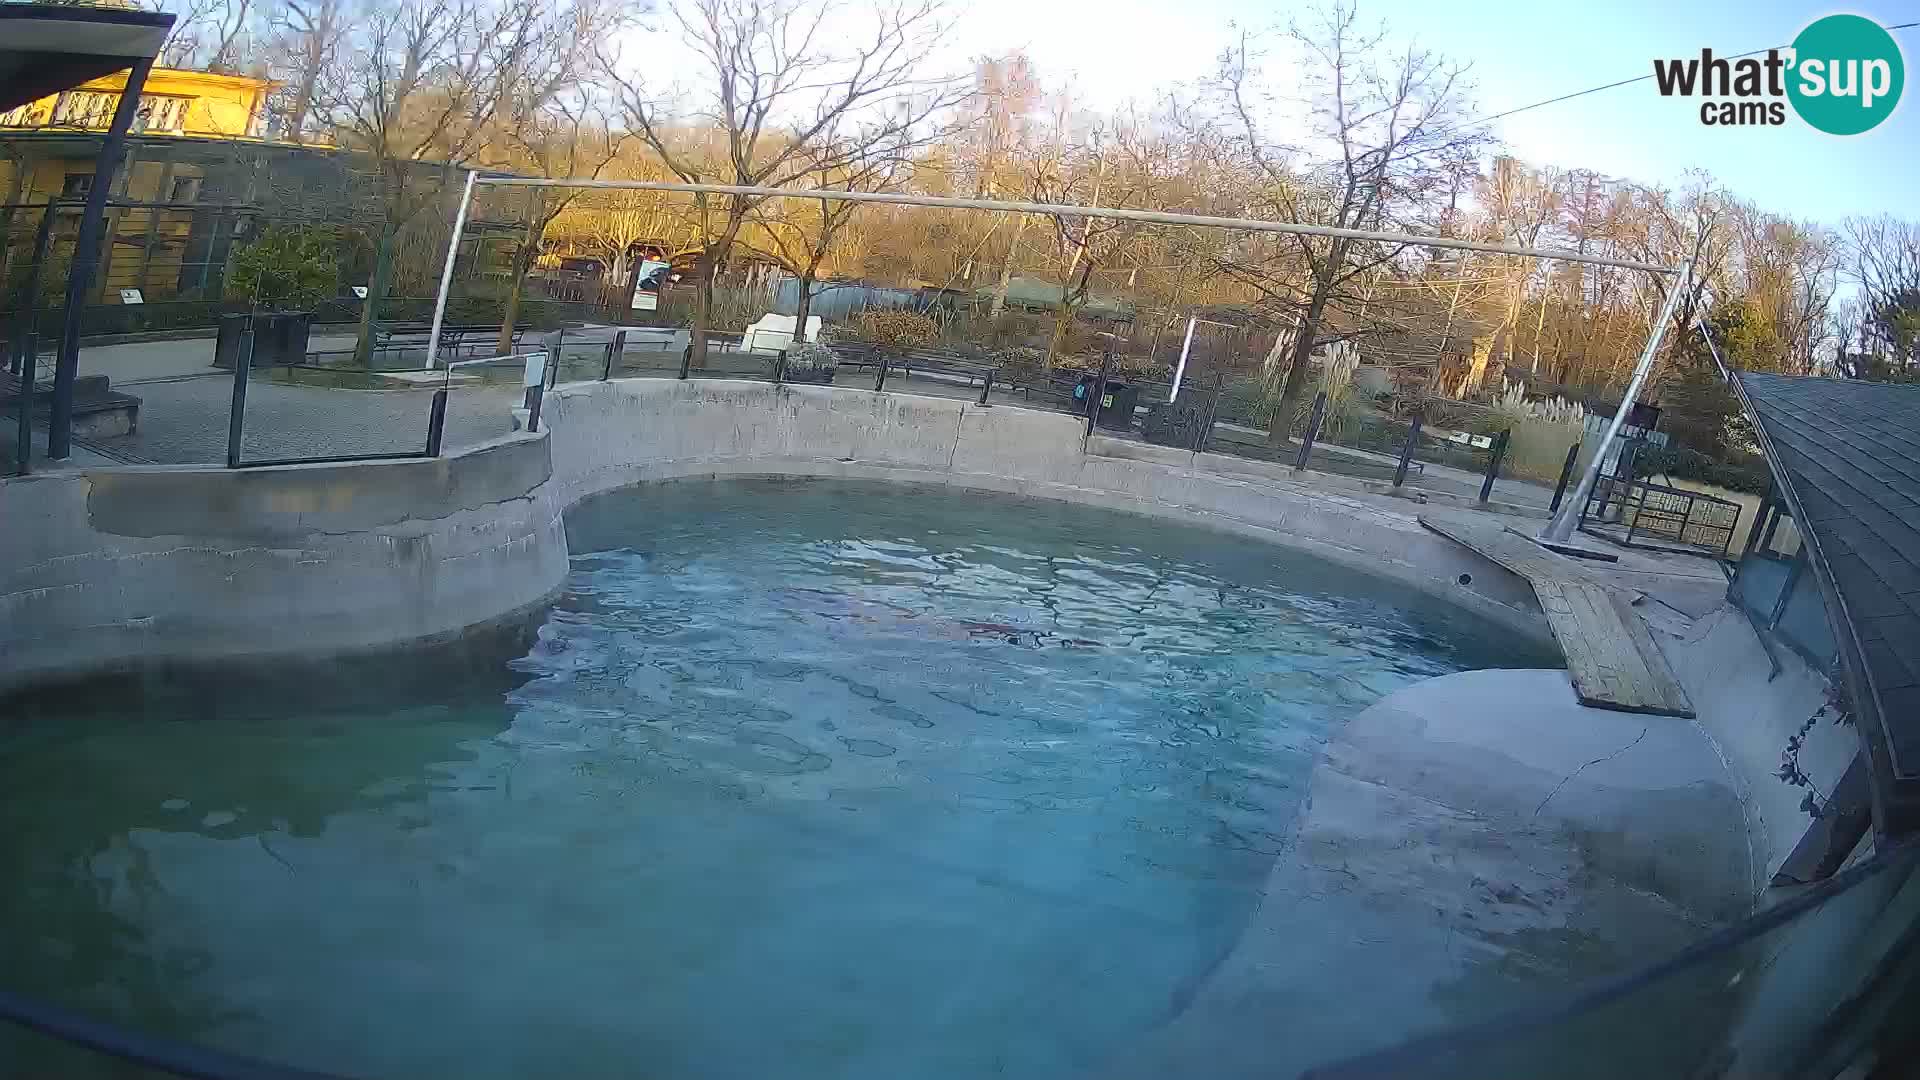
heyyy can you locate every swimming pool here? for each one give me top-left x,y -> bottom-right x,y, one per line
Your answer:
0,477 -> 1555,1078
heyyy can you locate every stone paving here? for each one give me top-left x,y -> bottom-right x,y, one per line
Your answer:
23,333 -> 1564,518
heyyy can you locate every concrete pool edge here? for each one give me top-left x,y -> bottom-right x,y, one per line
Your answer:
1,377 -> 1553,694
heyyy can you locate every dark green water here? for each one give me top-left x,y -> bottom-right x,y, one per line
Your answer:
0,478 -> 1551,1079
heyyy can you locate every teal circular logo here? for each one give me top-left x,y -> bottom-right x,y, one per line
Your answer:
1787,14 -> 1904,135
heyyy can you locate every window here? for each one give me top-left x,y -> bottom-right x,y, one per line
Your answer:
168,176 -> 202,203
50,91 -> 118,129
44,91 -> 193,133
136,96 -> 191,134
60,174 -> 93,198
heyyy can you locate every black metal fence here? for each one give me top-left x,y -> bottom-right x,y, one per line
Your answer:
1580,474 -> 1744,560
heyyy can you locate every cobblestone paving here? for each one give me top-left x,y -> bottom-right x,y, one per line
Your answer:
91,375 -> 522,465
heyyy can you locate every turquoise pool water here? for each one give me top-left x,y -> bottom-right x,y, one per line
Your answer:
0,478 -> 1550,1079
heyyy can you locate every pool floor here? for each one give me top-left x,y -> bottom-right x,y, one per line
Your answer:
1,478 -> 1555,1078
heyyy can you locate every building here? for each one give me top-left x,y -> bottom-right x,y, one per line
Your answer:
0,64 -> 269,146
1727,372 -> 1920,875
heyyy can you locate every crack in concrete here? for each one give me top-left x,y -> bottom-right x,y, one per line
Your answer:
1534,726 -> 1650,817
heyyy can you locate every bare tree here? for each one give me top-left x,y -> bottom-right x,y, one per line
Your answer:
1201,3 -> 1490,445
603,0 -> 967,366
753,147 -> 910,342
484,0 -> 635,352
267,0 -> 348,142
314,0 -> 551,363
158,0 -> 257,71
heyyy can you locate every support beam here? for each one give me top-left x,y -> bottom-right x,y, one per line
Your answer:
48,55 -> 150,460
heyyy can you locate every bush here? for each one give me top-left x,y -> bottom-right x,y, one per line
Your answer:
1634,443 -> 1772,495
850,309 -> 939,347
227,226 -> 341,309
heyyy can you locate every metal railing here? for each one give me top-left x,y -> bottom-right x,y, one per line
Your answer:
1581,473 -> 1744,560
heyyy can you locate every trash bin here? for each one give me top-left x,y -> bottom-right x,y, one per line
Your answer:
1093,379 -> 1139,431
212,312 -> 251,369
266,311 -> 313,366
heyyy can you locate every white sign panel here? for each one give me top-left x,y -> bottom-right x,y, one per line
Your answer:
352,286 -> 370,299
118,288 -> 144,305
631,292 -> 659,311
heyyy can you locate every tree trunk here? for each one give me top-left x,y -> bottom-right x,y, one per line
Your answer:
497,222 -> 539,355
793,267 -> 815,343
689,253 -> 715,368
353,230 -> 395,368
1268,283 -> 1331,448
990,214 -> 1030,317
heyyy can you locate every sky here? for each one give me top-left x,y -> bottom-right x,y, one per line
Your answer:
936,0 -> 1918,224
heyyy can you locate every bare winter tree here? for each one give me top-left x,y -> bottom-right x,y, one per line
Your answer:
485,0 -> 637,352
1200,2 -> 1491,445
1841,215 -> 1920,372
313,0 -> 553,363
752,146 -> 912,343
158,0 -> 257,71
266,0 -> 348,142
602,0 -> 968,367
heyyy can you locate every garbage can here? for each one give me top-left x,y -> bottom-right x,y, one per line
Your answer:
212,312 -> 252,369
264,311 -> 314,366
1093,379 -> 1139,431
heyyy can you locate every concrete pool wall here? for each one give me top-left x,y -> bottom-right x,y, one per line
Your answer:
1,377 -> 1550,694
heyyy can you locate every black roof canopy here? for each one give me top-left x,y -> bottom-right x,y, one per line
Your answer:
0,3 -> 173,113
1736,372 -> 1920,834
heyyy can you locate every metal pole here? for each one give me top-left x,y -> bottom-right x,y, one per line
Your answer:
874,351 -> 889,392
9,201 -> 61,475
425,388 -> 448,456
602,329 -> 626,381
1086,346 -> 1115,436
422,169 -> 478,372
1549,441 -> 1583,514
477,177 -> 1682,275
1170,315 -> 1197,402
1293,391 -> 1328,471
977,367 -> 994,407
1479,429 -> 1510,504
50,57 -> 152,460
1541,260 -> 1694,543
225,325 -> 254,468
1392,413 -> 1423,488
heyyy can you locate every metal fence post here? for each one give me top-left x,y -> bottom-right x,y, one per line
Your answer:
1478,429 -> 1511,504
1293,391 -> 1328,471
224,325 -> 255,468
1086,346 -> 1115,436
773,348 -> 787,386
1392,413 -> 1423,488
602,329 -> 626,381
12,332 -> 36,475
874,351 -> 889,392
1549,441 -> 1583,513
977,367 -> 995,407
426,388 -> 449,456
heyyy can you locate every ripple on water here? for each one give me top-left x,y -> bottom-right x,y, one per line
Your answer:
0,477 -> 1551,1080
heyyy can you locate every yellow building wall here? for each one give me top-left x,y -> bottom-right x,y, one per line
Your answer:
0,67 -> 268,138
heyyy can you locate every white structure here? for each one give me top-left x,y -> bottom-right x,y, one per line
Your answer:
742,313 -> 823,353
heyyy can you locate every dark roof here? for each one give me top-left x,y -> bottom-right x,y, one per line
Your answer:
1736,372 -> 1920,832
0,4 -> 173,113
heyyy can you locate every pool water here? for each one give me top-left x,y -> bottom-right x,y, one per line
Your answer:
0,478 -> 1551,1079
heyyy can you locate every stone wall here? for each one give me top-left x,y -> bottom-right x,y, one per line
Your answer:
0,432 -> 566,695
2,377 -> 1550,694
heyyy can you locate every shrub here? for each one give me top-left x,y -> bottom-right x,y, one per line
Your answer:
227,227 -> 341,309
850,309 -> 939,347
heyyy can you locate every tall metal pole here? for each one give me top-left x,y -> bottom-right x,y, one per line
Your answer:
1541,261 -> 1695,544
1170,315 -> 1197,402
423,169 -> 479,371
48,57 -> 152,460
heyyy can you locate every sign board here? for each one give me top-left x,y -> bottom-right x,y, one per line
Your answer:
118,288 -> 144,305
352,286 -> 369,299
631,292 -> 659,311
1447,431 -> 1494,450
522,353 -> 547,388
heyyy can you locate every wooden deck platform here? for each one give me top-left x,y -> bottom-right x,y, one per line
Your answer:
1420,514 -> 1696,718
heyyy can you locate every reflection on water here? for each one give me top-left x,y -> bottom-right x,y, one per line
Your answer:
0,478 -> 1550,1079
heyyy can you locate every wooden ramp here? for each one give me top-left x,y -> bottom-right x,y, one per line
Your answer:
1420,515 -> 1695,718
